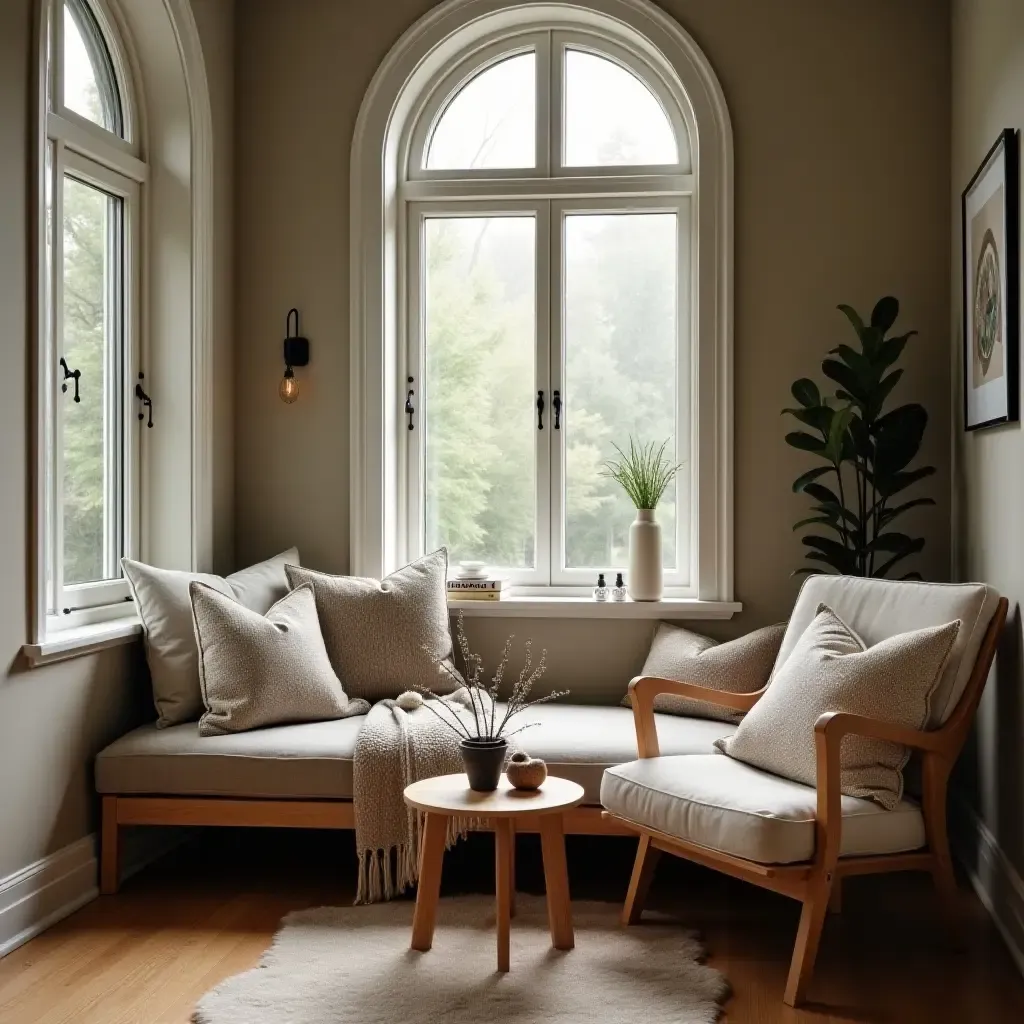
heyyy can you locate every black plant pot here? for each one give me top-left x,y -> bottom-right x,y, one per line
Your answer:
460,738 -> 508,792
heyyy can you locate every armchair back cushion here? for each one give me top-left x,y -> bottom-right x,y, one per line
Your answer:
774,576 -> 999,727
718,605 -> 960,809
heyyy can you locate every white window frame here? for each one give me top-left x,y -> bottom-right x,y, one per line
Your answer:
40,0 -> 145,633
351,0 -> 735,610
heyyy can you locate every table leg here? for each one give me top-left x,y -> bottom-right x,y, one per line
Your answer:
539,812 -> 574,950
508,818 -> 516,918
411,812 -> 447,952
495,817 -> 513,972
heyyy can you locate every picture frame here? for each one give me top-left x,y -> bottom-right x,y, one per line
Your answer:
962,128 -> 1020,431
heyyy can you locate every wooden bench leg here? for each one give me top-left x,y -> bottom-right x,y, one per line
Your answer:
623,834 -> 661,925
411,812 -> 447,952
100,796 -> 121,895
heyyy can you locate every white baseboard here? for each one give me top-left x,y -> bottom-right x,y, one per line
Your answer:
0,836 -> 98,960
0,827 -> 191,960
954,801 -> 1024,979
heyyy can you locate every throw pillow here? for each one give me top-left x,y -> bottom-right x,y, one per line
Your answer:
715,604 -> 960,809
285,549 -> 463,702
191,582 -> 368,736
623,622 -> 786,722
123,548 -> 299,728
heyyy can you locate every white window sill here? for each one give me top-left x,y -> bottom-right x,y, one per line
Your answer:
447,596 -> 742,619
23,615 -> 142,667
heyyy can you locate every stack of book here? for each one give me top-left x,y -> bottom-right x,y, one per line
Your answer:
446,578 -> 506,602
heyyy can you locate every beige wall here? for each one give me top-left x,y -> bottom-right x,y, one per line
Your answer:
235,0 -> 952,694
951,0 -> 1024,953
0,0 -> 234,881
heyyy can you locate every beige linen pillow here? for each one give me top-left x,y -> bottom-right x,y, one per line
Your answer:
623,622 -> 786,722
124,548 -> 299,728
716,605 -> 960,809
191,582 -> 368,737
285,549 -> 462,702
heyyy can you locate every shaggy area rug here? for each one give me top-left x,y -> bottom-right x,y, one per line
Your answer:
193,895 -> 728,1023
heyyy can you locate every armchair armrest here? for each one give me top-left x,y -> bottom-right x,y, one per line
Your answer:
811,711 -> 947,867
627,675 -> 768,758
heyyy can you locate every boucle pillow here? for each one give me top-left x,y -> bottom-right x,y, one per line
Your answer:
623,622 -> 786,722
715,604 -> 960,809
123,548 -> 299,728
285,549 -> 463,702
191,582 -> 368,737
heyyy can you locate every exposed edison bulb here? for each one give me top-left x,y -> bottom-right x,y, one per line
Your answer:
279,368 -> 299,404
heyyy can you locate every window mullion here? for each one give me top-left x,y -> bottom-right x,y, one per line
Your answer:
51,142 -> 67,617
547,199 -> 565,585
535,200 -> 552,585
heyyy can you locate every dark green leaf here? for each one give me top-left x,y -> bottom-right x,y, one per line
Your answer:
900,571 -> 924,581
871,368 -> 904,416
875,464 -> 935,497
834,344 -> 873,381
805,550 -> 857,574
793,516 -> 842,532
878,497 -> 936,527
837,304 -> 865,337
811,502 -> 860,527
783,405 -> 833,433
870,296 -> 899,333
848,415 -> 875,460
792,466 -> 832,492
866,531 -> 917,554
873,404 -> 928,477
822,359 -> 869,405
804,482 -> 842,506
875,538 -> 925,577
803,536 -> 858,574
860,325 -> 884,357
877,331 -> 917,369
791,378 -> 821,409
825,404 -> 855,463
785,431 -> 827,454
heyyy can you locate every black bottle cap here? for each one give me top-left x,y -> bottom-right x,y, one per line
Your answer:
615,573 -> 624,587
597,573 -> 606,587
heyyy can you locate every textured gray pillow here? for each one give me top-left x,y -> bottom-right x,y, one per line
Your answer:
191,582 -> 368,737
285,549 -> 463,702
124,548 -> 299,728
624,622 -> 786,722
716,605 -> 960,809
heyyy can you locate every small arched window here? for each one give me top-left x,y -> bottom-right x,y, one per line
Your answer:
40,0 -> 144,626
352,0 -> 734,606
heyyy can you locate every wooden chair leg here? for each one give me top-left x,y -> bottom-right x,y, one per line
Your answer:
921,765 -> 964,946
622,834 -> 661,925
784,873 -> 834,1007
100,796 -> 121,895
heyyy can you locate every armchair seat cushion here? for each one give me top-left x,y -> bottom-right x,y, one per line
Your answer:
601,754 -> 926,865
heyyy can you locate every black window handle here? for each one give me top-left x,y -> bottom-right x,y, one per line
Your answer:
536,390 -> 545,430
405,389 -> 415,430
553,390 -> 562,430
59,358 -> 81,403
135,372 -> 153,428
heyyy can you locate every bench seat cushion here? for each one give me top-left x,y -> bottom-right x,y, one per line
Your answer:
601,754 -> 926,865
96,704 -> 737,804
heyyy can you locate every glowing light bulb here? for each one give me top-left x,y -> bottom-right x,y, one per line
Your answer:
279,368 -> 299,404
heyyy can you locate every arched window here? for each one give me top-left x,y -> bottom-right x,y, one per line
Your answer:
352,0 -> 734,607
40,0 -> 143,626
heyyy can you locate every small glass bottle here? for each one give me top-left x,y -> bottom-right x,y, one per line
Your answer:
593,572 -> 609,602
611,572 -> 627,602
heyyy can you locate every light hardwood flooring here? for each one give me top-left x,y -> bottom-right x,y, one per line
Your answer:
1,828 -> 1023,1023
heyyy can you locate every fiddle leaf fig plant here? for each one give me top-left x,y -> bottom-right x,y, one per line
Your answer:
784,296 -> 935,579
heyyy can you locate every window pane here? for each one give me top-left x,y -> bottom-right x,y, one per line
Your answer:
63,0 -> 123,136
62,175 -> 123,585
563,49 -> 676,167
423,216 -> 536,569
563,212 -> 679,570
426,53 -> 535,170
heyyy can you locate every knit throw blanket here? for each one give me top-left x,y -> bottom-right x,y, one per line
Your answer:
353,691 -> 495,904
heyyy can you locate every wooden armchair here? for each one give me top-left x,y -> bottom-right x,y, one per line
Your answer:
603,587 -> 1007,1007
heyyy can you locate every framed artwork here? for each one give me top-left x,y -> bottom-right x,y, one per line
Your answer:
962,128 -> 1019,431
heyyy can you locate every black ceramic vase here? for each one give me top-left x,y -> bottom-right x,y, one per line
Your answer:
460,737 -> 508,792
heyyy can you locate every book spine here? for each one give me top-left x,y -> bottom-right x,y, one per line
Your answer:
447,581 -> 503,592
447,591 -> 502,601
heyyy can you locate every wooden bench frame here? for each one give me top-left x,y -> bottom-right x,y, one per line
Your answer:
604,597 -> 1008,1008
99,795 -> 631,895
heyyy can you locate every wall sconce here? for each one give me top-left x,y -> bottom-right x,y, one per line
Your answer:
279,307 -> 310,404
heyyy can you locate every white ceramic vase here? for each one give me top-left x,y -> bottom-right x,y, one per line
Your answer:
628,508 -> 662,601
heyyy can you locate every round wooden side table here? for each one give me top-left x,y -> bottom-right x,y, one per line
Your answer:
403,772 -> 585,972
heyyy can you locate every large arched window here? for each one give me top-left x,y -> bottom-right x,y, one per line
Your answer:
29,0 -> 215,660
352,0 -> 734,608
41,0 -> 144,624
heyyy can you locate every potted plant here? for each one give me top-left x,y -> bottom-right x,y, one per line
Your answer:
603,437 -> 683,601
420,614 -> 568,791
784,296 -> 935,578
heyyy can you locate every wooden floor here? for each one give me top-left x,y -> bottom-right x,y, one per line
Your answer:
1,828 -> 1023,1023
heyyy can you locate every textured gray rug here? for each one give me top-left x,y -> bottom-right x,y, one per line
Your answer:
193,895 -> 727,1023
